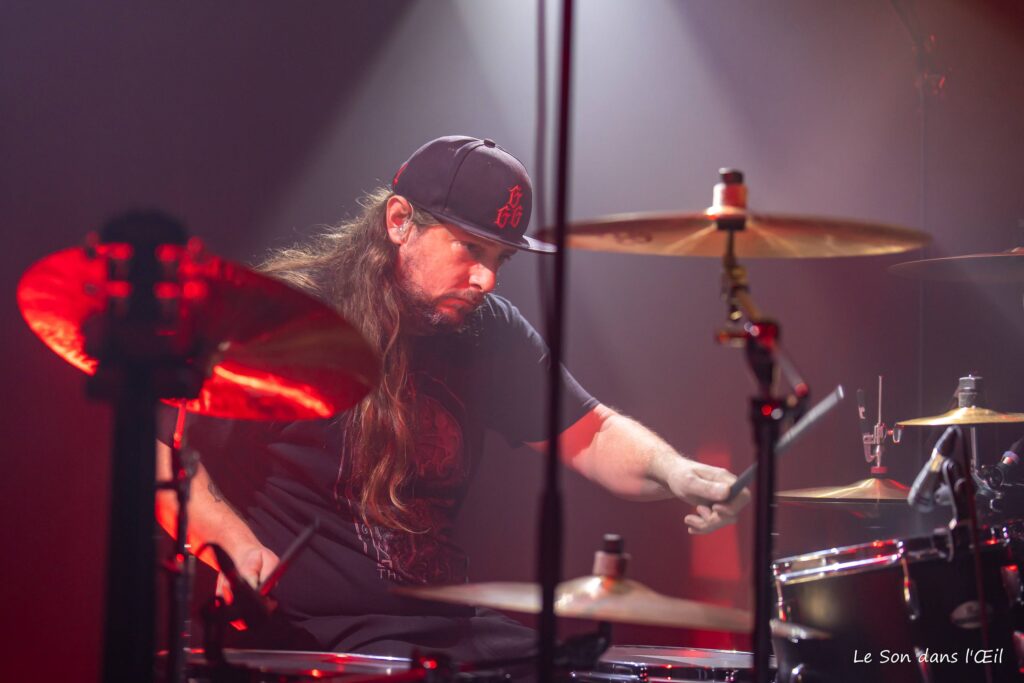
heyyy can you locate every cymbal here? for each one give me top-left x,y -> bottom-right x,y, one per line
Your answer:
776,477 -> 909,505
17,246 -> 379,420
889,248 -> 1024,283
898,406 -> 1024,427
538,211 -> 929,259
394,576 -> 752,633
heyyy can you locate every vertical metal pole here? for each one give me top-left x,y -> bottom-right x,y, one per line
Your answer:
101,376 -> 157,683
537,1 -> 574,681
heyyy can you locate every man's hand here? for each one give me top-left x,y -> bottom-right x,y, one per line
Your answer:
215,545 -> 280,603
662,459 -> 751,535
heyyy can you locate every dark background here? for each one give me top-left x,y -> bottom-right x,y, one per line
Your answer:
2,1 -> 1023,679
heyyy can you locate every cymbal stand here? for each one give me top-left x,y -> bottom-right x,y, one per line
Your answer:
157,405 -> 199,683
710,170 -> 809,683
941,424 -> 994,683
85,212 -> 205,683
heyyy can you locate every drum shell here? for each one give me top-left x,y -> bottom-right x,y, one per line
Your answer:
773,532 -> 1023,683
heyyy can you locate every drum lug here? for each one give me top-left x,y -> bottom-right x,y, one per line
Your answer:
1001,564 -> 1024,606
913,647 -> 935,683
901,558 -> 921,620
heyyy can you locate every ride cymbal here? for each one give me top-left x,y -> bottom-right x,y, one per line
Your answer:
395,576 -> 752,633
898,406 -> 1024,427
889,248 -> 1024,283
17,245 -> 379,420
538,211 -> 929,259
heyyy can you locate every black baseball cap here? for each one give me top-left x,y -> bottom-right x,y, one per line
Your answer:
391,135 -> 554,253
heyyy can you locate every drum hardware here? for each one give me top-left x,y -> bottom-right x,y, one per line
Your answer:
902,398 -> 1004,683
16,214 -> 380,683
857,377 -> 902,476
727,385 -> 846,502
17,231 -> 380,422
544,169 -> 925,683
572,644 -> 786,683
897,376 -> 1024,427
396,534 -> 752,633
1005,564 -> 1024,607
898,406 -> 1024,427
773,530 -> 1021,683
536,202 -> 931,260
901,554 -> 921,621
775,378 -> 909,506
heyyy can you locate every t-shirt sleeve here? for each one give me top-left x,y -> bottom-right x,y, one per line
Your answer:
476,296 -> 598,446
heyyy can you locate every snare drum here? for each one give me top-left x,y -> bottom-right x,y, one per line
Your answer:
572,645 -> 775,682
773,528 -> 1023,683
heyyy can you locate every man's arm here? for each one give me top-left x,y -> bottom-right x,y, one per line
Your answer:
155,441 -> 279,594
524,403 -> 750,534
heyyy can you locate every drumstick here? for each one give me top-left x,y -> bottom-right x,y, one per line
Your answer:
258,517 -> 320,597
726,385 -> 845,502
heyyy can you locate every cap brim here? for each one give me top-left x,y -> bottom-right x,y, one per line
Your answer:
432,211 -> 556,254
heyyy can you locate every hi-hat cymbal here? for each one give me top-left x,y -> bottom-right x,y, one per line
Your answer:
538,211 -> 929,259
394,576 -> 752,633
889,248 -> 1024,283
898,406 -> 1024,427
776,477 -> 909,505
17,246 -> 379,420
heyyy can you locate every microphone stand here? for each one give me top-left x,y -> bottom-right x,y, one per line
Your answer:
711,170 -> 809,683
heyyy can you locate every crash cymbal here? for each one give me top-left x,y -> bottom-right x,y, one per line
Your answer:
394,576 -> 752,633
538,211 -> 929,259
898,405 -> 1024,427
889,248 -> 1024,283
17,245 -> 379,420
776,477 -> 909,505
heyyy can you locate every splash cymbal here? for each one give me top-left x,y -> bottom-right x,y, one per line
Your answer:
394,576 -> 752,633
889,248 -> 1024,283
17,245 -> 379,420
538,211 -> 929,259
776,477 -> 909,505
898,406 -> 1024,427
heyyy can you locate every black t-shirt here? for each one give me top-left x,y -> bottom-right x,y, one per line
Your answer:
167,294 -> 597,658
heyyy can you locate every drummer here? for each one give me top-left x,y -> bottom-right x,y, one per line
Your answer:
155,135 -> 750,660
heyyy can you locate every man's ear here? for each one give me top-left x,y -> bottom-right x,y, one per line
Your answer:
385,195 -> 415,245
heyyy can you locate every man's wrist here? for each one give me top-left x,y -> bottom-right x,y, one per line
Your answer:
647,447 -> 689,492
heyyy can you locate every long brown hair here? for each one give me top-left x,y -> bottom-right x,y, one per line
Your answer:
258,187 -> 436,532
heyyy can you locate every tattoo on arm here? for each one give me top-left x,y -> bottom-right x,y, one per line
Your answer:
208,481 -> 225,502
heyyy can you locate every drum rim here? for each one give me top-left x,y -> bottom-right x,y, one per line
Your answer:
773,526 -> 1016,584
185,648 -> 411,671
595,644 -> 777,670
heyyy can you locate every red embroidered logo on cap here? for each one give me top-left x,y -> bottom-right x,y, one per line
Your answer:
494,185 -> 524,230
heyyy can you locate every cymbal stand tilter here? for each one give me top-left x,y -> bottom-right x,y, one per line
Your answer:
710,170 -> 810,683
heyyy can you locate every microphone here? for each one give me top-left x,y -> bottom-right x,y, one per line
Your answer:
986,436 -> 1024,488
907,427 -> 958,511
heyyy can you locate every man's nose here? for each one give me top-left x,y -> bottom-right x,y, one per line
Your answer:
469,263 -> 497,293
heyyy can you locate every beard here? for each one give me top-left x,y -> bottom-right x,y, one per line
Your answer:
397,279 -> 484,335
